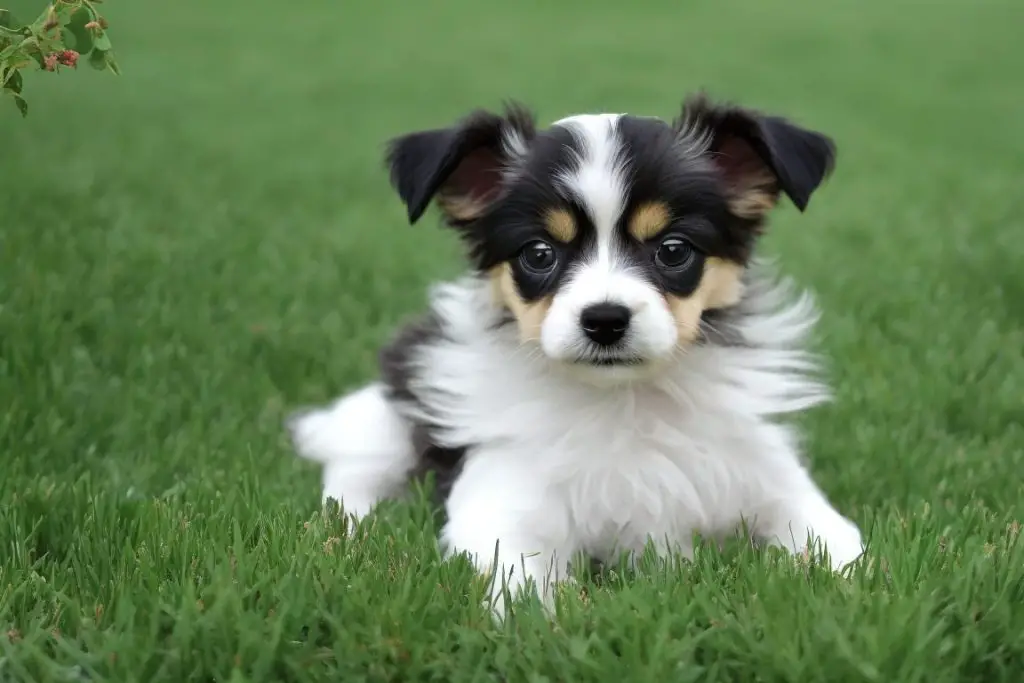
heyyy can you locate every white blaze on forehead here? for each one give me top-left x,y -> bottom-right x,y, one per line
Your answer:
551,114 -> 629,264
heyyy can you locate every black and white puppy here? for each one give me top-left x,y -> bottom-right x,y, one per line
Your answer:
288,93 -> 865,615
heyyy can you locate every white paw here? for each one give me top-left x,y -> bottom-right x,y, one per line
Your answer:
458,546 -> 568,622
804,516 -> 865,573
763,504 -> 866,574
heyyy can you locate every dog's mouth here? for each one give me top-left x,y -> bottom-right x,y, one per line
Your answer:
572,355 -> 647,367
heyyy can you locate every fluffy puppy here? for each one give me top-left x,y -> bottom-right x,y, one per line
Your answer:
288,93 -> 865,616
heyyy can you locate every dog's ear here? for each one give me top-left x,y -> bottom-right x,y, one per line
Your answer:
677,94 -> 836,218
385,103 -> 536,225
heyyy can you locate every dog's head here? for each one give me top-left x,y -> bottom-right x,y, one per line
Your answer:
385,94 -> 836,383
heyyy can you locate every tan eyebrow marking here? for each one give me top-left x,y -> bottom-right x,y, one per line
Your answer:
628,201 -> 672,241
543,208 -> 577,243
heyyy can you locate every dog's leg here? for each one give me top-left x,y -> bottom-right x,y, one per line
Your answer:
287,382 -> 415,521
751,463 -> 865,572
440,453 -> 575,620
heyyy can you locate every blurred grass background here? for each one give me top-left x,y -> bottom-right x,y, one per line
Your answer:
1,0 -> 1023,680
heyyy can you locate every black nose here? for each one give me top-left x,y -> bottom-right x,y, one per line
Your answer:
580,303 -> 632,346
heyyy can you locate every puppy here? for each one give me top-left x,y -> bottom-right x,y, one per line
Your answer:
288,93 -> 865,616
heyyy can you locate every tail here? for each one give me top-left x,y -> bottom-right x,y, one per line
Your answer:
284,383 -> 418,512
286,404 -> 347,465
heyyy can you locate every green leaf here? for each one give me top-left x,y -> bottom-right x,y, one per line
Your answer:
0,42 -> 21,61
0,24 -> 26,40
92,31 -> 111,52
13,92 -> 27,117
5,69 -> 23,94
29,5 -> 57,33
88,48 -> 120,75
65,6 -> 93,32
65,8 -> 94,54
88,47 -> 108,70
29,49 -> 46,69
54,2 -> 83,26
0,9 -> 21,30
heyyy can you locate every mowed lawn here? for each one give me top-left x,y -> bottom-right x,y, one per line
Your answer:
2,0 -> 1023,680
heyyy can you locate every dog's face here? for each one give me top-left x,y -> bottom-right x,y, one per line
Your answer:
386,95 -> 836,383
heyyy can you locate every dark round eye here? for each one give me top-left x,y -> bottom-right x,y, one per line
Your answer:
654,237 -> 694,269
519,240 -> 557,273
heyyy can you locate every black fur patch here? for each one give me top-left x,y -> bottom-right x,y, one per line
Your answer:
377,313 -> 467,510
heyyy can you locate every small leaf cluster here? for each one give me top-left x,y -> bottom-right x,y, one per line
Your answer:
1,1 -> 118,117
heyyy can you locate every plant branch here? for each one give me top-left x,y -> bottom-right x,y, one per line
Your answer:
0,1 -> 119,117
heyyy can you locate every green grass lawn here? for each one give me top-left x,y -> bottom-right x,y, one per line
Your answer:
2,0 -> 1024,679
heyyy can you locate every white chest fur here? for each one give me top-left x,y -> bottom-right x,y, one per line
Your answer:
422,339 -> 799,561
412,279 -> 826,568
289,275 -> 865,617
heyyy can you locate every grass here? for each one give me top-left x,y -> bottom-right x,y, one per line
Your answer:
2,0 -> 1023,679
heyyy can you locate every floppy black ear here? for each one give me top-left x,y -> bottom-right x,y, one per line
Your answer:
677,94 -> 836,217
385,103 -> 536,225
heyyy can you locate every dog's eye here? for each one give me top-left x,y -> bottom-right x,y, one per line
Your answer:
519,240 -> 557,273
654,237 -> 694,270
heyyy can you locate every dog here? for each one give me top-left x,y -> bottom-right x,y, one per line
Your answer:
287,93 -> 865,617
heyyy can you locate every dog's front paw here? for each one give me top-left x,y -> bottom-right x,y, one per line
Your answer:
763,503 -> 865,574
446,537 -> 570,622
805,514 -> 865,573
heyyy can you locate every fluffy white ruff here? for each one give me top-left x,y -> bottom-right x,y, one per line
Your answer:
290,266 -> 865,617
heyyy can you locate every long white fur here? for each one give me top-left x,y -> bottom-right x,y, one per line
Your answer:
291,271 -> 864,614
289,113 -> 865,618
